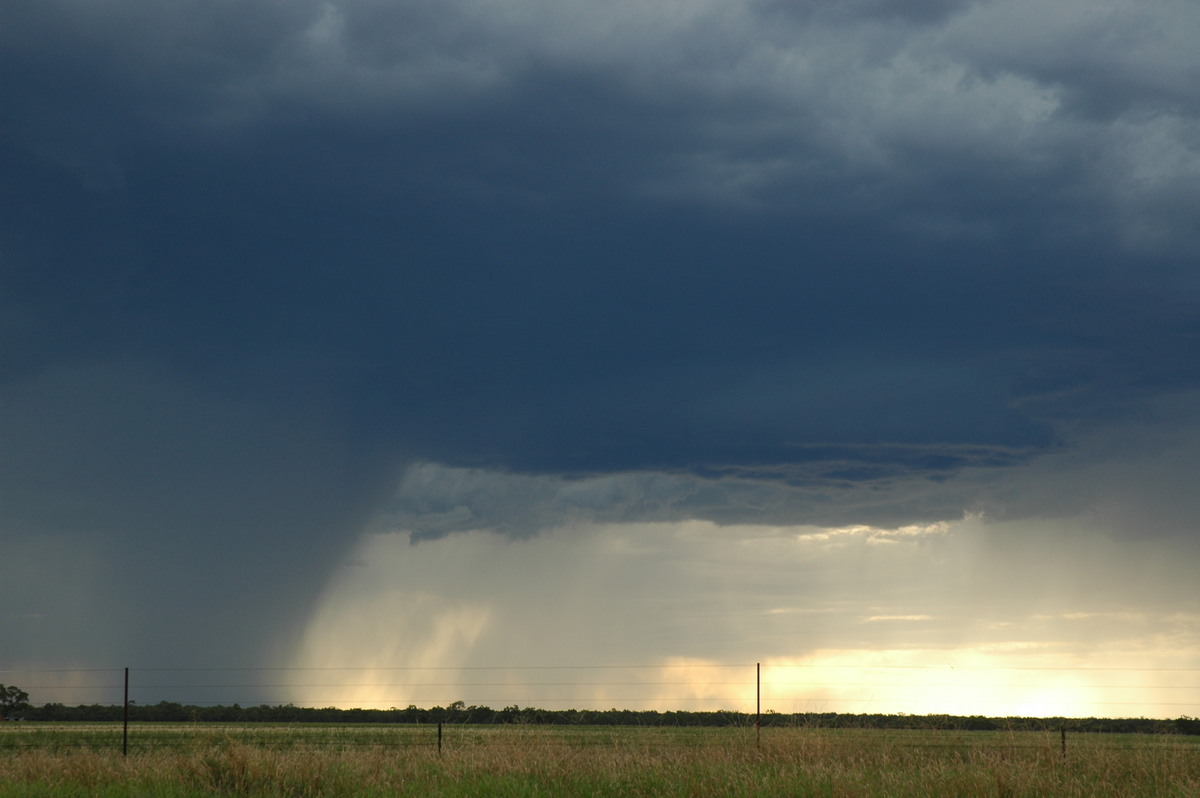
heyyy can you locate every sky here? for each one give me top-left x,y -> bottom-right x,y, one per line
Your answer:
2,0 -> 1199,718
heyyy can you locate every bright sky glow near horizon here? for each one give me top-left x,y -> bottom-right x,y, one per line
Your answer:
282,511 -> 1199,717
3,0 -> 1200,719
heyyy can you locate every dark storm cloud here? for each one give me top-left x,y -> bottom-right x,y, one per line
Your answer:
3,0 -> 1200,567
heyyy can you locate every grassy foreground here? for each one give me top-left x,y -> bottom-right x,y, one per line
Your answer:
1,724 -> 1198,797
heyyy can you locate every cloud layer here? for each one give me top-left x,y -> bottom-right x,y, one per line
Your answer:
3,0 -> 1199,689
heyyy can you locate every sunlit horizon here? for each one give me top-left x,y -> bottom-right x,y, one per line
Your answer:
7,643 -> 1198,719
271,516 -> 1200,719
265,653 -> 1197,719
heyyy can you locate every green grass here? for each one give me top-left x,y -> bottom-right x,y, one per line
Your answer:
1,723 -> 1197,796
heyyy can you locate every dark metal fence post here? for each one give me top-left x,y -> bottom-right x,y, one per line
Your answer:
1061,727 -> 1066,760
437,722 -> 443,754
756,662 -> 761,750
123,668 -> 129,757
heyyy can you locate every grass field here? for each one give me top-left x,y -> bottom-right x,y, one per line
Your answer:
1,722 -> 1198,796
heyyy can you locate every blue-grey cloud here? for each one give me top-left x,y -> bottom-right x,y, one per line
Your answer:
3,0 -> 1199,671
5,0 -> 1198,497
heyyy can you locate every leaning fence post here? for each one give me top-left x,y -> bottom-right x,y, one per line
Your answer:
1060,727 -> 1066,760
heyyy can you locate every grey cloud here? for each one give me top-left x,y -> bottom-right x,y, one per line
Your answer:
943,0 -> 1200,121
968,391 -> 1200,540
376,446 -> 1022,542
0,360 -> 403,664
5,0 -> 1198,476
376,465 -> 693,541
377,387 -> 1200,542
754,0 -> 971,26
8,0 -> 1197,242
4,0 -> 1200,674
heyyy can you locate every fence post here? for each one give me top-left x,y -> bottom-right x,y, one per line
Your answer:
756,662 -> 761,750
123,668 -> 129,757
438,722 -> 443,755
1060,727 -> 1066,760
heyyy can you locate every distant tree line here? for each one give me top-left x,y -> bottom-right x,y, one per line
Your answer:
11,699 -> 1200,734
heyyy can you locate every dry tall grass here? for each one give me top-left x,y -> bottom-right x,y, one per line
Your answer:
1,726 -> 1197,796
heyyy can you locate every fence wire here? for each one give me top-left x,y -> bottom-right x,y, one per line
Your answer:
2,662 -> 1198,753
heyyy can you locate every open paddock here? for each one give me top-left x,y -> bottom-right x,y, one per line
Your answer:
1,723 -> 1198,796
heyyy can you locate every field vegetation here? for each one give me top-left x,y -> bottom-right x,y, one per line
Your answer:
2,722 -> 1198,797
